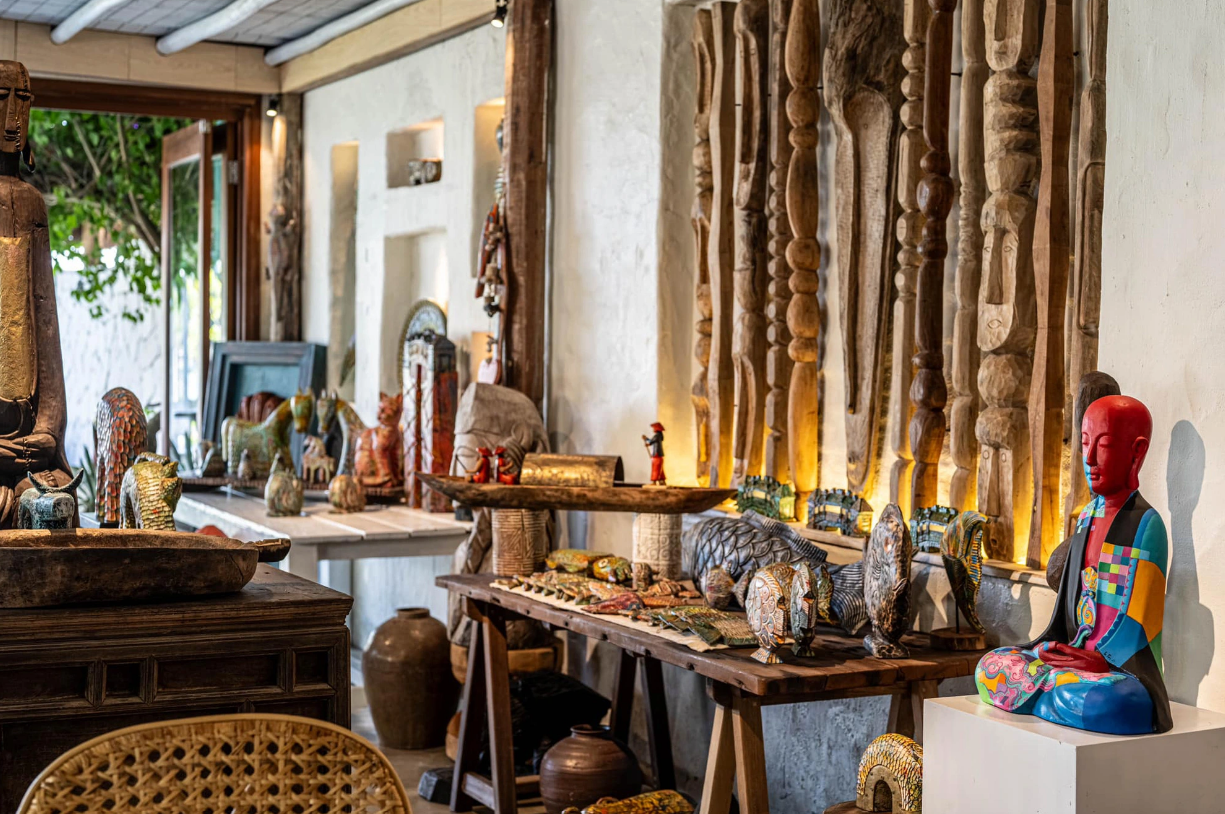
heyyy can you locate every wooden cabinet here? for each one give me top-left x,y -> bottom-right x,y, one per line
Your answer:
0,566 -> 351,811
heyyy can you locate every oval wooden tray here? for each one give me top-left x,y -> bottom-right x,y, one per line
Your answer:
415,474 -> 735,514
0,529 -> 290,608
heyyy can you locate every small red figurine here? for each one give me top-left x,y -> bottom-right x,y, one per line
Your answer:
494,447 -> 520,485
643,422 -> 666,485
467,447 -> 493,484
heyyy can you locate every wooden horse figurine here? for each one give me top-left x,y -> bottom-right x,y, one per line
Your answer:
221,390 -> 313,479
315,389 -> 368,477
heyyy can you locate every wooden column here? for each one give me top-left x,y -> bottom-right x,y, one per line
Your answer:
907,0 -> 959,511
707,2 -> 737,488
1028,0 -> 1074,567
503,0 -> 552,410
949,0 -> 988,510
764,0 -> 793,484
268,93 -> 302,343
977,0 -> 1040,561
888,0 -> 929,517
691,10 -> 716,485
784,0 -> 822,508
1063,0 -> 1108,536
824,0 -> 904,497
731,0 -> 770,484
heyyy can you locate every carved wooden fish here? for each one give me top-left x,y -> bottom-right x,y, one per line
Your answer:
940,510 -> 988,633
863,503 -> 913,658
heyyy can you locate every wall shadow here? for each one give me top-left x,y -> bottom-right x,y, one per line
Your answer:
1164,420 -> 1213,705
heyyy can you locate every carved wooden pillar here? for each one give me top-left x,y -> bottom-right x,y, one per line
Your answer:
503,0 -> 552,410
731,0 -> 770,484
824,0 -> 905,498
784,0 -> 822,508
907,0 -> 958,511
888,0 -> 929,517
949,0 -> 988,510
691,11 -> 716,485
268,92 -> 302,343
1028,0 -> 1074,568
764,0 -> 793,483
1063,0 -> 1108,537
977,0 -> 1040,561
707,2 -> 737,488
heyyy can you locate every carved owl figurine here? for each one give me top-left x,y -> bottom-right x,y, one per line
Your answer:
746,568 -> 791,665
862,503 -> 913,659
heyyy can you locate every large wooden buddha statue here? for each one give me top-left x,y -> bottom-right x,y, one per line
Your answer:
976,395 -> 1172,734
0,60 -> 72,529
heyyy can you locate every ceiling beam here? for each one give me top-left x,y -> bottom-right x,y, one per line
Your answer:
264,0 -> 427,66
50,0 -> 130,44
156,0 -> 279,55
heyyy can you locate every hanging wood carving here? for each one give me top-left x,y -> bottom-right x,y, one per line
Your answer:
949,0 -> 988,511
823,0 -> 905,497
1028,0 -> 1074,568
977,0 -> 1040,561
784,0 -> 822,509
732,0 -> 770,484
691,10 -> 716,485
765,0 -> 793,483
707,2 -> 737,488
887,0 -> 929,517
907,0 -> 959,511
1063,0 -> 1108,537
268,93 -> 302,343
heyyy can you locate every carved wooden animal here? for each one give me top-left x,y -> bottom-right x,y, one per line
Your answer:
265,451 -> 304,518
731,0 -> 770,485
685,511 -> 827,603
691,9 -> 716,484
765,0 -> 793,483
824,0 -> 905,496
862,503 -> 912,659
18,470 -> 83,530
94,387 -> 148,526
907,0 -> 959,511
784,0 -> 822,507
949,0 -> 988,511
316,389 -> 368,477
706,2 -> 736,488
302,435 -> 335,486
119,452 -> 181,531
977,0 -> 1040,561
1027,0 -> 1075,568
1064,0 -> 1108,539
353,392 -> 404,489
887,0 -> 929,517
221,390 -> 312,479
328,473 -> 366,514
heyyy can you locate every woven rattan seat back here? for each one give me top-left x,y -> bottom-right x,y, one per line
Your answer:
17,713 -> 413,814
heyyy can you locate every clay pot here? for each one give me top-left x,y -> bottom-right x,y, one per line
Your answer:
539,724 -> 643,814
362,608 -> 458,749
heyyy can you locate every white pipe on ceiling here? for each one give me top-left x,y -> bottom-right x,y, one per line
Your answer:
156,0 -> 280,55
50,0 -> 130,44
263,0 -> 427,66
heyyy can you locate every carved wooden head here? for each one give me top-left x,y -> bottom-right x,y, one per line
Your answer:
978,191 -> 1037,354
0,61 -> 32,158
984,0 -> 1041,73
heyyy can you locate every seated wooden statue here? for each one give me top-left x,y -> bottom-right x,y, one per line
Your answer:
976,395 -> 1172,734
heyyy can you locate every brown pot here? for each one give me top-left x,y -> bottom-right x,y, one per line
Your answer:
362,608 -> 458,749
539,724 -> 643,814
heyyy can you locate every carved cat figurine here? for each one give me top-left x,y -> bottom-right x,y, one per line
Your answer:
354,392 -> 404,488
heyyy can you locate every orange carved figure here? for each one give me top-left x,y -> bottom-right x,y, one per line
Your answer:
354,392 -> 404,489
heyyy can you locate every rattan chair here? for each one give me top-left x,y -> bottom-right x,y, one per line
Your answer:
17,713 -> 413,814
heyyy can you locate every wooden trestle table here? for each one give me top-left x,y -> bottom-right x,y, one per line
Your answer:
438,573 -> 987,814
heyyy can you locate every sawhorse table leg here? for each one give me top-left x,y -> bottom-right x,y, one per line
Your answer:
609,650 -> 677,791
701,683 -> 767,814
886,679 -> 939,745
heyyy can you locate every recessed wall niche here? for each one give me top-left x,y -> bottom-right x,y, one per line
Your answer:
387,118 -> 444,189
381,230 -> 449,391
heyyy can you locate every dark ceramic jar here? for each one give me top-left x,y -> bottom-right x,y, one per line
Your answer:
539,724 -> 643,814
362,608 -> 458,749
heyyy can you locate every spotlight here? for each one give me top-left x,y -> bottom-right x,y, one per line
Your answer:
266,95 -> 280,118
491,0 -> 507,28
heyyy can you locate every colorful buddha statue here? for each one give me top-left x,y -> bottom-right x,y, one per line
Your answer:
975,395 -> 1172,734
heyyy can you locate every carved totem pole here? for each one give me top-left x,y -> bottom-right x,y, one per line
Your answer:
888,0 -> 929,517
1063,0 -> 1108,536
691,10 -> 716,485
1028,0 -> 1074,567
764,0 -> 793,484
707,2 -> 737,488
824,0 -> 905,498
907,0 -> 959,511
949,0 -> 988,512
0,61 -> 73,531
784,0 -> 822,511
732,0 -> 770,484
977,0 -> 1040,561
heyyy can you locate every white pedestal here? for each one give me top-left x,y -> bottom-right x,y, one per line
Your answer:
925,696 -> 1225,813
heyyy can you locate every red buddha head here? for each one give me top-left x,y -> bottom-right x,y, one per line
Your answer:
1082,395 -> 1152,498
